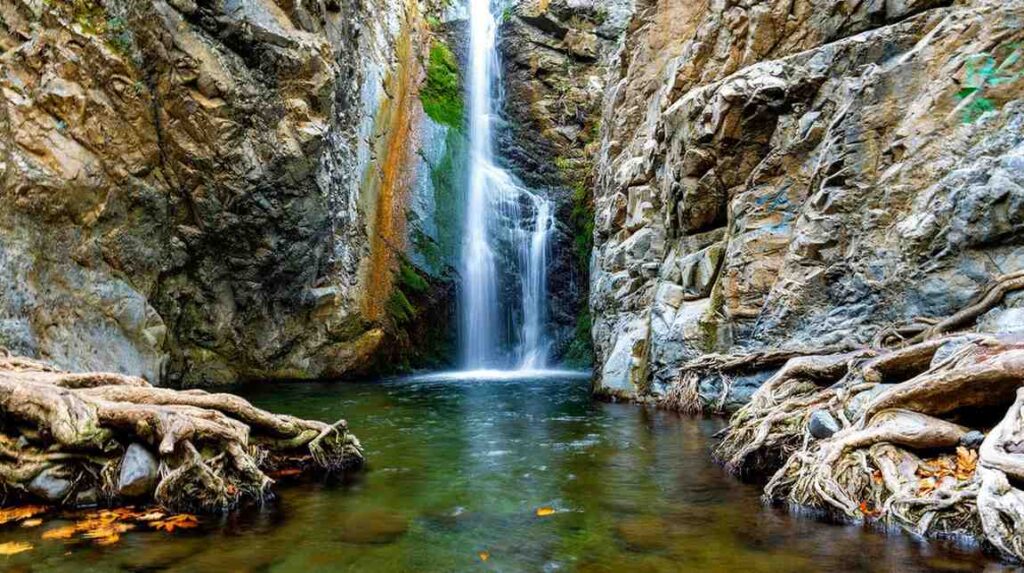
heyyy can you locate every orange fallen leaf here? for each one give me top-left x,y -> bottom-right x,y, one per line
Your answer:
20,519 -> 43,528
0,506 -> 47,526
858,501 -> 881,518
478,550 -> 490,562
917,477 -> 937,496
535,507 -> 556,517
955,447 -> 978,480
149,514 -> 200,533
41,525 -> 78,540
0,541 -> 33,556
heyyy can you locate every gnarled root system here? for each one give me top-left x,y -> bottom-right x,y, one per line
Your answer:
713,338 -> 1024,562
0,354 -> 363,512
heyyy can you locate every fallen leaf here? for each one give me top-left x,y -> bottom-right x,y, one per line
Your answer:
20,519 -> 43,528
955,447 -> 978,480
136,512 -> 166,522
0,506 -> 47,526
41,525 -> 78,540
478,550 -> 490,562
93,533 -> 120,546
0,541 -> 33,556
858,501 -> 881,518
149,514 -> 200,533
535,507 -> 556,517
917,477 -> 938,496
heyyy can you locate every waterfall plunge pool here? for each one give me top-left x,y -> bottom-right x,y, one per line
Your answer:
1,372 -> 1009,571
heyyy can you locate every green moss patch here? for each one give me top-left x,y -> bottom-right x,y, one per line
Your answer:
420,41 -> 464,128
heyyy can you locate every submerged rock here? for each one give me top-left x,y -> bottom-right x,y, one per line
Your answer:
337,511 -> 409,545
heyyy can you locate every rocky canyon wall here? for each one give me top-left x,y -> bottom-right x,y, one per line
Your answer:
591,0 -> 1024,406
497,0 -> 633,361
0,0 -> 463,385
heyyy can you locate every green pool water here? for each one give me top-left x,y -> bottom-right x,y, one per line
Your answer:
0,373 -> 1009,571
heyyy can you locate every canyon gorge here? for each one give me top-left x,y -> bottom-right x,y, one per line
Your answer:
1,0 -> 1024,568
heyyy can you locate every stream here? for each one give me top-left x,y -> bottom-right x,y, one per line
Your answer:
1,373 -> 1010,571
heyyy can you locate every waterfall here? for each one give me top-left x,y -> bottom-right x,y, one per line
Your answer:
461,0 -> 553,371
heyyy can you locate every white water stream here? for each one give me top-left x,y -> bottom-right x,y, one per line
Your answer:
460,0 -> 554,370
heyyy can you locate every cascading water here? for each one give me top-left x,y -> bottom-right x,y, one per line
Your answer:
461,0 -> 553,371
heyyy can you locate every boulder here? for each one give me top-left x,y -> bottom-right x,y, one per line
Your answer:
28,468 -> 74,503
117,443 -> 160,498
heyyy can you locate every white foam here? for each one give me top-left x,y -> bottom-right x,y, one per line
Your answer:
406,369 -> 591,382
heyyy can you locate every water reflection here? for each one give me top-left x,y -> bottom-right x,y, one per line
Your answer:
0,375 -> 1011,571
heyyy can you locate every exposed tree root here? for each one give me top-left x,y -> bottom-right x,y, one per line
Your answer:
875,271 -> 1024,347
717,338 -> 1024,563
679,271 -> 1024,561
977,389 -> 1024,561
660,346 -> 848,414
712,350 -> 873,476
0,355 -> 363,512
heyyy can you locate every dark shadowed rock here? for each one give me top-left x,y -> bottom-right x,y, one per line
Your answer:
118,443 -> 159,498
961,431 -> 986,449
28,468 -> 74,503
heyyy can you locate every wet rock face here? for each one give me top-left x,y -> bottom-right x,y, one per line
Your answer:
591,0 -> 1024,401
0,0 -> 448,384
496,0 -> 633,358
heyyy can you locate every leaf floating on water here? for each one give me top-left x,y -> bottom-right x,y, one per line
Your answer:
535,507 -> 556,517
41,525 -> 78,540
0,541 -> 33,556
82,522 -> 134,546
149,514 -> 200,533
0,506 -> 47,526
478,550 -> 490,562
20,519 -> 43,528
136,512 -> 165,522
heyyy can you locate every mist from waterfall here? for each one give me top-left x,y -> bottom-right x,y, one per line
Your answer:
461,0 -> 553,371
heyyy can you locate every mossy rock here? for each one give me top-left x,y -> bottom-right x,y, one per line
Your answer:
420,41 -> 464,128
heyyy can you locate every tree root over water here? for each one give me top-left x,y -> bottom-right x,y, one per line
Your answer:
690,270 -> 1024,561
0,353 -> 363,512
710,338 -> 1024,562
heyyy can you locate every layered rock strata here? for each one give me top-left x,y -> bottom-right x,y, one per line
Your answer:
591,0 -> 1024,405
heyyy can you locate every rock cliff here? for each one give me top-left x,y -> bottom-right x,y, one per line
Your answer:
497,0 -> 632,361
0,0 -> 462,385
591,0 -> 1024,406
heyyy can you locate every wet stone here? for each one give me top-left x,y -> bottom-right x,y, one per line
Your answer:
960,431 -> 986,449
28,467 -> 74,502
808,410 -> 840,440
118,442 -> 159,498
